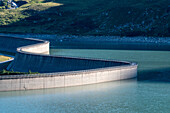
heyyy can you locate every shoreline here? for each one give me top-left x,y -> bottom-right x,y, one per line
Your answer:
0,33 -> 170,45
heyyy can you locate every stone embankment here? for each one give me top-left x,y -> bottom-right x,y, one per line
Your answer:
0,33 -> 170,44
0,35 -> 137,91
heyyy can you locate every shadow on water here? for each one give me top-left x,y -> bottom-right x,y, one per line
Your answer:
138,68 -> 170,82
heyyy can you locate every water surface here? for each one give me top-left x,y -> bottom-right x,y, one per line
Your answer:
0,46 -> 170,113
0,79 -> 170,113
50,49 -> 170,81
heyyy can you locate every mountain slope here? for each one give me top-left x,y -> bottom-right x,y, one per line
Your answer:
0,0 -> 169,36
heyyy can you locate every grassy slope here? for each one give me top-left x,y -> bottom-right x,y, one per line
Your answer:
0,0 -> 169,36
0,55 -> 11,62
0,69 -> 39,75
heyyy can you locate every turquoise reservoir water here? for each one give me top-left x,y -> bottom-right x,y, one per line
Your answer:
0,48 -> 170,113
50,49 -> 170,81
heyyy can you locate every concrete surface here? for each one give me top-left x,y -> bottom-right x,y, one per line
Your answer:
0,35 -> 137,91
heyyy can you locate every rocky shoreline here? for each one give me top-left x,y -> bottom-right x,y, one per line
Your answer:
0,33 -> 170,44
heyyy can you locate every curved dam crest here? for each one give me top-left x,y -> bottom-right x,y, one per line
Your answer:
0,35 -> 137,91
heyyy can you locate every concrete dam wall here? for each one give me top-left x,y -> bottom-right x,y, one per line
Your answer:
0,36 -> 46,53
0,35 -> 137,91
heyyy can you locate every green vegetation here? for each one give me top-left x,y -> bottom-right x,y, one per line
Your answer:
0,0 -> 169,36
0,69 -> 39,75
0,55 -> 12,62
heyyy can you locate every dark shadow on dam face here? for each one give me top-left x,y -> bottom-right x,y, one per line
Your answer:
0,36 -> 40,53
1,35 -> 169,83
0,36 -> 132,73
51,41 -> 170,82
12,52 -> 130,73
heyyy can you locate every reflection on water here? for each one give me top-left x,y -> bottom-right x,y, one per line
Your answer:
0,79 -> 170,113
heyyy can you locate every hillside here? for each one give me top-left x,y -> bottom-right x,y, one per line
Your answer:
0,55 -> 11,62
0,0 -> 169,36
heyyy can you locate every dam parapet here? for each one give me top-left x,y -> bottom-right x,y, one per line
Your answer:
0,35 -> 137,91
